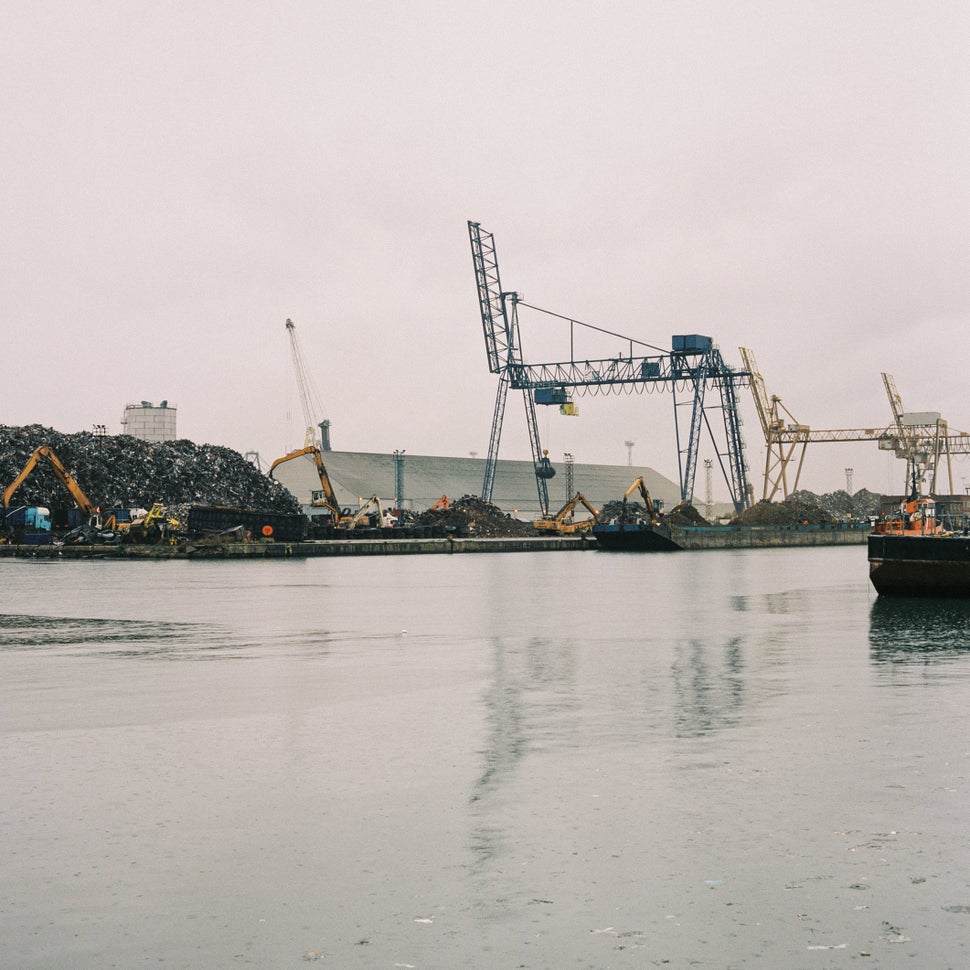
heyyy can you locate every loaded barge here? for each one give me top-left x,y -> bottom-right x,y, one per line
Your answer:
868,492 -> 970,597
593,520 -> 869,551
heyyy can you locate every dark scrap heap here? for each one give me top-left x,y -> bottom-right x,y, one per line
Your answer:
0,425 -> 300,515
416,494 -> 535,538
738,488 -> 880,526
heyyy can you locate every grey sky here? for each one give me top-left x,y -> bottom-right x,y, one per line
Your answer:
3,1 -> 968,499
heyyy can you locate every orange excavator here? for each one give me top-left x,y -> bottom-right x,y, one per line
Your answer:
269,446 -> 355,527
2,446 -> 102,529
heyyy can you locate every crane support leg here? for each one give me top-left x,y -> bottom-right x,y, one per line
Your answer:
482,375 -> 510,503
521,388 -> 550,516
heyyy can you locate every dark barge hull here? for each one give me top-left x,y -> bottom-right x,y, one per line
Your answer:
868,534 -> 970,597
592,522 -> 682,552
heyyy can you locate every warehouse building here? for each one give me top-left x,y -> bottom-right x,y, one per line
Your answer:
269,449 -> 684,519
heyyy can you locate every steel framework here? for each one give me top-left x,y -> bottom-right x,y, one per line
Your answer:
740,347 -> 970,499
468,221 -> 752,515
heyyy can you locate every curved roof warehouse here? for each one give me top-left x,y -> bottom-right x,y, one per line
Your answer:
269,450 -> 685,519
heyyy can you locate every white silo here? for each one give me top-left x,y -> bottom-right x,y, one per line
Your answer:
122,400 -> 177,442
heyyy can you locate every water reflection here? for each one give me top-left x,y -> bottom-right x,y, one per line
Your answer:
869,597 -> 970,662
671,636 -> 746,737
466,628 -> 753,879
468,636 -> 577,872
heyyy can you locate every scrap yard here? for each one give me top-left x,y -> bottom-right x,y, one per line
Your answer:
0,423 -> 888,559
2,223 -> 965,559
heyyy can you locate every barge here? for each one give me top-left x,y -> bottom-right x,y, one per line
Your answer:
593,520 -> 869,552
868,532 -> 970,597
867,490 -> 970,597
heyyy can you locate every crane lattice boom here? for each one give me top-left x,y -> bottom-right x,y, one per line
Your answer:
285,318 -> 328,450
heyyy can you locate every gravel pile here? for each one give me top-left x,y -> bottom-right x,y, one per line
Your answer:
0,425 -> 301,516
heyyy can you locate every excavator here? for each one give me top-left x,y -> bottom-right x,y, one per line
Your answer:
269,446 -> 350,525
533,491 -> 599,534
269,446 -> 394,531
127,503 -> 182,543
2,446 -> 104,540
619,476 -> 663,524
346,495 -> 396,530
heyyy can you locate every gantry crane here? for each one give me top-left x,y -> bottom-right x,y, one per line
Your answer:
468,221 -> 752,516
740,348 -> 970,500
879,372 -> 962,494
285,318 -> 331,450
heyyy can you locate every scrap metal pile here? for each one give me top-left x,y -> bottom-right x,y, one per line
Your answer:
415,494 -> 535,538
738,488 -> 880,526
0,425 -> 301,516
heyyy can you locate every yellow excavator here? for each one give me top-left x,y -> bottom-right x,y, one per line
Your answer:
620,476 -> 663,523
2,446 -> 103,530
533,491 -> 599,534
269,446 -> 350,524
127,503 -> 182,543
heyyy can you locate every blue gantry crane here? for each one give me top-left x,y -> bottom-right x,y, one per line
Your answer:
468,220 -> 752,516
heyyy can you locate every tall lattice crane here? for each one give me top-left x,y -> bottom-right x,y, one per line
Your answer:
739,347 -> 811,501
881,372 -> 954,494
468,221 -> 752,516
285,318 -> 330,451
740,348 -> 968,499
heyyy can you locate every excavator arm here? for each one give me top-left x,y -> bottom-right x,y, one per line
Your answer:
269,446 -> 343,520
623,476 -> 659,520
346,495 -> 387,529
533,491 -> 599,533
3,446 -> 101,519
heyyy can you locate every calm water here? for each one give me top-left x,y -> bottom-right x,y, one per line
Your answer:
1,547 -> 968,969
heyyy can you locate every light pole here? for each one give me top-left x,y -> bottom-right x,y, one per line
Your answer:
393,450 -> 406,509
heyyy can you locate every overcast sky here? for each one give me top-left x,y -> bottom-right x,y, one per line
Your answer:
3,1 -> 968,499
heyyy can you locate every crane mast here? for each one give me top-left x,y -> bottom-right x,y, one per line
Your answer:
469,222 -> 551,514
285,318 -> 329,450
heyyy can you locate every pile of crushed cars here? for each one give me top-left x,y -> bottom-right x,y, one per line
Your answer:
737,488 -> 881,526
1,424 -> 301,544
415,495 -> 536,538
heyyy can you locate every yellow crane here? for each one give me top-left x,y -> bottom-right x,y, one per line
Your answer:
739,347 -> 970,500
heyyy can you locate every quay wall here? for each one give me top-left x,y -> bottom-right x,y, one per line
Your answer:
0,525 -> 869,559
0,536 -> 593,560
673,524 -> 869,550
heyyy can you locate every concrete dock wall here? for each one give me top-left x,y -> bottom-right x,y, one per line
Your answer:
673,524 -> 869,550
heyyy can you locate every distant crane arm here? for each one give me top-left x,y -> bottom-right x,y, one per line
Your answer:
285,318 -> 327,448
